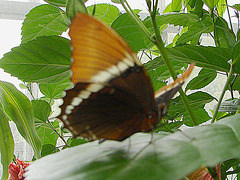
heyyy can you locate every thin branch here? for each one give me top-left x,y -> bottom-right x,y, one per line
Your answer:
46,118 -> 70,147
211,64 -> 235,123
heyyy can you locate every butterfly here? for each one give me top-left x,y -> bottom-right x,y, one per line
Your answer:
58,13 -> 194,141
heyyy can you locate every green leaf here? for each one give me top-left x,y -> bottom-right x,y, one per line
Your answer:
155,13 -> 199,27
35,120 -> 59,146
221,158 -> 240,179
41,144 -> 60,157
0,109 -> 14,180
111,0 -> 121,3
229,75 -> 240,91
172,0 -> 182,12
44,0 -> 67,7
21,4 -> 68,43
193,0 -> 204,17
0,81 -> 42,159
231,4 -> 240,11
67,137 -> 88,147
214,17 -> 236,49
203,0 -> 219,9
176,25 -> 206,45
184,108 -> 211,126
39,79 -> 72,100
66,0 -> 88,21
186,68 -> 217,91
0,36 -> 71,83
25,114 -> 240,179
233,41 -> 240,65
176,14 -> 213,45
166,45 -> 233,73
187,0 -> 197,8
87,4 -> 119,26
216,0 -> 226,17
156,121 -> 183,133
32,100 -> 51,123
145,57 -> 185,91
167,91 -> 215,120
111,13 -> 152,52
163,3 -> 173,13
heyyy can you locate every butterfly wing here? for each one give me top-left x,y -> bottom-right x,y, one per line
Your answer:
58,13 -> 157,141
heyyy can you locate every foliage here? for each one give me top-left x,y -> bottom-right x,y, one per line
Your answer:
0,0 -> 239,179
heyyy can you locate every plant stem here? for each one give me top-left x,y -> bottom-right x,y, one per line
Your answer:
120,0 -> 152,39
150,2 -> 198,125
211,64 -> 235,123
225,0 -> 233,32
120,0 -> 197,125
47,118 -> 70,147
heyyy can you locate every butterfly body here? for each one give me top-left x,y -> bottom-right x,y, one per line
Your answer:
58,13 -> 194,141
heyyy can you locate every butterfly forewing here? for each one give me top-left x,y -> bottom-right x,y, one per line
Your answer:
59,13 -> 158,141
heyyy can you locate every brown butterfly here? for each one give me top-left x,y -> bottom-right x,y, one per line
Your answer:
58,13 -> 194,141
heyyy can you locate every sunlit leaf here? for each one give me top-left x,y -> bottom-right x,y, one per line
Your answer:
214,17 -> 236,49
0,81 -> 42,158
203,0 -> 219,9
111,13 -> 152,52
0,109 -> 14,180
22,4 -> 68,43
166,45 -> 233,73
186,68 -> 217,91
32,100 -> 51,122
87,4 -> 119,26
44,0 -> 67,7
0,36 -> 71,83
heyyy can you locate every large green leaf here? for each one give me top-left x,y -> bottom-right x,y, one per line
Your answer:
216,0 -> 226,16
35,120 -> 59,146
0,81 -> 42,159
203,0 -> 219,9
44,0 -> 67,7
87,4 -> 119,26
0,36 -> 71,83
176,14 -> 213,45
166,45 -> 234,73
155,13 -> 199,27
0,109 -> 14,180
167,91 -> 215,123
32,100 -> 51,123
111,13 -> 152,52
172,0 -> 182,12
183,108 -> 211,126
145,57 -> 185,81
25,114 -> 240,179
186,68 -> 217,91
39,80 -> 72,100
214,17 -> 236,49
233,40 -> 240,66
21,4 -> 68,43
41,144 -> 60,157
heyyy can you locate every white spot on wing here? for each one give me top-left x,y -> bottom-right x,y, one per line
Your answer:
65,109 -> 72,114
62,115 -> 67,121
66,105 -> 74,110
71,97 -> 83,106
87,84 -> 104,93
117,61 -> 129,72
78,90 -> 91,99
107,65 -> 120,76
123,57 -> 134,67
91,70 -> 112,82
